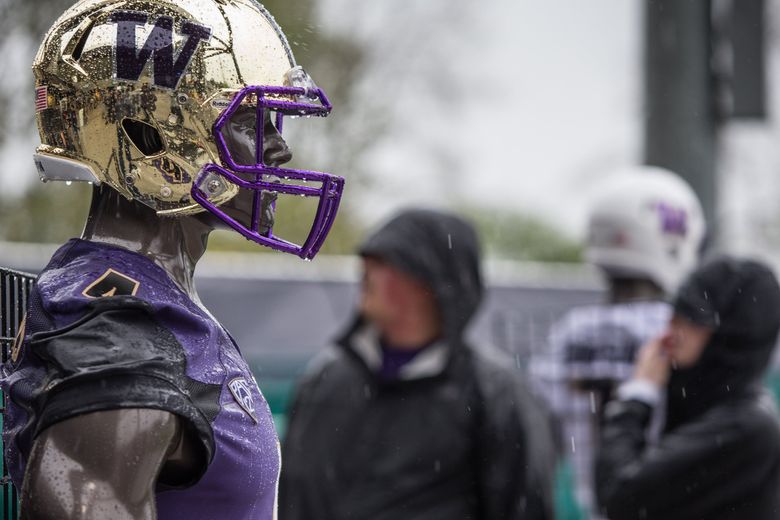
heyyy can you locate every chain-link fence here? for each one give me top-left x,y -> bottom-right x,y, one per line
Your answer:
0,268 -> 34,520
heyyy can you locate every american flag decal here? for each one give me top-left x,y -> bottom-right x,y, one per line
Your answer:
35,85 -> 49,112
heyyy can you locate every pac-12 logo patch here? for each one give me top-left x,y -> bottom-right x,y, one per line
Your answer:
82,268 -> 140,298
228,377 -> 259,423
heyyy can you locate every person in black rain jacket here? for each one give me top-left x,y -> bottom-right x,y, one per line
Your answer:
596,256 -> 780,520
279,208 -> 555,520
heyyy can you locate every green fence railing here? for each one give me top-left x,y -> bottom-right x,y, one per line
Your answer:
0,268 -> 34,520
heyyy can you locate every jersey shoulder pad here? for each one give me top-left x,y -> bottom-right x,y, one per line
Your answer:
35,239 -> 183,326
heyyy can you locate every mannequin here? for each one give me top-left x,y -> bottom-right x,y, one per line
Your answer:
20,103 -> 293,520
2,2 -> 342,518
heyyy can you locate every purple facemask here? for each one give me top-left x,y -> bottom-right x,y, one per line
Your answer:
192,69 -> 344,260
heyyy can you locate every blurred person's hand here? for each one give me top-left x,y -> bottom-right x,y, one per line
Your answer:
633,336 -> 671,387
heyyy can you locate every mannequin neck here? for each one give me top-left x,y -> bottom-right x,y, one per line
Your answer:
607,277 -> 665,304
81,186 -> 213,300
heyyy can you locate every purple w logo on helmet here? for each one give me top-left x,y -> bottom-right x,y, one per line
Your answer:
656,202 -> 688,236
109,11 -> 211,89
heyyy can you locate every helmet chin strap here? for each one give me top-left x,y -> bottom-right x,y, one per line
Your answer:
257,190 -> 277,237
607,277 -> 665,304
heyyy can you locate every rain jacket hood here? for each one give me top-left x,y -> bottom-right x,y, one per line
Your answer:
358,208 -> 484,342
665,256 -> 780,431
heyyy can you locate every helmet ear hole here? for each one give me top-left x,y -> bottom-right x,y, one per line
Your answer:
122,118 -> 165,156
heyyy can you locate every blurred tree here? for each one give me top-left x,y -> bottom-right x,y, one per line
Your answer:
466,207 -> 583,263
0,0 -> 73,152
0,183 -> 91,243
0,0 -> 90,244
261,0 -> 375,183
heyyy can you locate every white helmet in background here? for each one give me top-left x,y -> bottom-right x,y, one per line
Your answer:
586,166 -> 706,295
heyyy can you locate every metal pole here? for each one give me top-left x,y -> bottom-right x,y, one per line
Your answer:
726,0 -> 766,119
644,0 -> 717,239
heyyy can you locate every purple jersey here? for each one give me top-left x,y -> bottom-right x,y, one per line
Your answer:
1,239 -> 280,519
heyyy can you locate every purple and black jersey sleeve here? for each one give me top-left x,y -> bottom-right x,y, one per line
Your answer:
26,294 -> 219,487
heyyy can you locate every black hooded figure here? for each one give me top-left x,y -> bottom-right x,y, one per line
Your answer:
279,209 -> 556,520
596,256 -> 780,520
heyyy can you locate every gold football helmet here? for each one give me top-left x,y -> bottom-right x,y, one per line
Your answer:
33,0 -> 343,258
